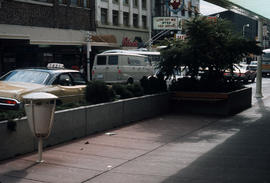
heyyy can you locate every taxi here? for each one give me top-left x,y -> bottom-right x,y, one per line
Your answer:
0,63 -> 87,110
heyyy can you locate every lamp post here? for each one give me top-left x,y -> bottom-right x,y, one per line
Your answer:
255,20 -> 263,98
85,31 -> 92,82
242,24 -> 250,38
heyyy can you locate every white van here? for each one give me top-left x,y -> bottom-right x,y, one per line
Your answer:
92,52 -> 155,83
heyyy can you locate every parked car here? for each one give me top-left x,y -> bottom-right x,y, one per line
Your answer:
92,52 -> 155,84
262,49 -> 270,76
0,65 -> 86,110
248,61 -> 257,71
224,64 -> 256,83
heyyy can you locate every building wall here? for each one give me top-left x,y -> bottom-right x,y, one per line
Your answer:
0,0 -> 95,31
95,0 -> 149,48
0,0 -> 96,75
211,11 -> 258,41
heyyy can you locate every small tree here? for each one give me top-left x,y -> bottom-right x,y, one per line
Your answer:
158,17 -> 262,84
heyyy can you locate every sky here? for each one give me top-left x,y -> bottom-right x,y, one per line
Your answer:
200,0 -> 270,19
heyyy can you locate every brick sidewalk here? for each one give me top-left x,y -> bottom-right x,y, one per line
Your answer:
1,96 -> 270,183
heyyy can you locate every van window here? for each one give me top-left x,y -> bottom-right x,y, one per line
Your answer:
108,56 -> 118,65
97,56 -> 107,65
128,58 -> 141,65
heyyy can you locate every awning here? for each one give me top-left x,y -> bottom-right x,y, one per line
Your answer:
91,34 -> 119,47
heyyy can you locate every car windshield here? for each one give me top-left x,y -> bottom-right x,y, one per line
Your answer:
0,70 -> 50,84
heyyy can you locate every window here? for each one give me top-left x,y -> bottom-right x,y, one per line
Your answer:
123,0 -> 129,5
59,0 -> 67,4
142,15 -> 147,29
97,56 -> 107,65
101,8 -> 108,25
181,9 -> 185,16
70,0 -> 78,6
58,74 -> 73,86
123,12 -> 129,26
142,0 -> 146,9
108,56 -> 118,65
33,0 -> 48,2
133,14 -> 138,27
113,10 -> 119,26
133,0 -> 138,7
69,72 -> 86,85
83,0 -> 91,8
113,0 -> 119,3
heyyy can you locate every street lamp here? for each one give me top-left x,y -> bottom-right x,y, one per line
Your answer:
85,31 -> 92,82
242,24 -> 250,38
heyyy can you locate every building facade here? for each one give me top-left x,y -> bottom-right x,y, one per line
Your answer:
0,0 -> 95,75
151,0 -> 200,43
94,0 -> 151,50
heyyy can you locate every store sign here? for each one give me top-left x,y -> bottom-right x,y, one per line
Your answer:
175,33 -> 186,40
166,0 -> 185,13
122,37 -> 138,47
153,17 -> 180,30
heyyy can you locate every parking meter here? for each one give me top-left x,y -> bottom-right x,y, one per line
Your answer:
23,92 -> 58,163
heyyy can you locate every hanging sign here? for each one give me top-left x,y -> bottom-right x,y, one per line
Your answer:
153,17 -> 179,30
165,0 -> 185,13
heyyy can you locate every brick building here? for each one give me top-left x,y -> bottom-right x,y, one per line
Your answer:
0,0 -> 95,75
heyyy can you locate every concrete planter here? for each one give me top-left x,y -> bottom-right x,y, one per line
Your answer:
171,87 -> 252,115
0,93 -> 169,161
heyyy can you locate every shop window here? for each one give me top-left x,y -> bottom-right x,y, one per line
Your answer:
123,12 -> 129,26
113,0 -> 119,3
101,8 -> 108,25
133,0 -> 138,7
83,0 -> 91,8
113,10 -> 119,26
142,15 -> 147,29
59,0 -> 67,4
133,14 -> 138,28
32,0 -> 49,2
142,0 -> 146,9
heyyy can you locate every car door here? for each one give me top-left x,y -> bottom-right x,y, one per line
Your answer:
50,73 -> 81,104
107,55 -> 119,82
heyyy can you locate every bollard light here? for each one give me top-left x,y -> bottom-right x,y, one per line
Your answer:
23,92 -> 58,163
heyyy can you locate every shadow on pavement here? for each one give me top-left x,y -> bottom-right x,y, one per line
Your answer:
161,98 -> 270,183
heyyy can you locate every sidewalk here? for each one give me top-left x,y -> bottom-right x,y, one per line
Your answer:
1,94 -> 270,182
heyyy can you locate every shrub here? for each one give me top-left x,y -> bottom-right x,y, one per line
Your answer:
85,81 -> 115,104
126,83 -> 144,97
140,74 -> 167,94
112,84 -> 134,99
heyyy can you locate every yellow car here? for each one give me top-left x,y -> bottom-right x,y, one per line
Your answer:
0,67 -> 87,110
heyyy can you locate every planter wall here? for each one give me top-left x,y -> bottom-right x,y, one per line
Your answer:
0,93 -> 169,161
171,87 -> 252,115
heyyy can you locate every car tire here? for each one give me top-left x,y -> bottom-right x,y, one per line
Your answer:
127,77 -> 134,84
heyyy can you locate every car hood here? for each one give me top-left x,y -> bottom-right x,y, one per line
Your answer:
0,81 -> 45,101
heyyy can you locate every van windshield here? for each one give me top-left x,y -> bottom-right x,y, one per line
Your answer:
263,53 -> 270,60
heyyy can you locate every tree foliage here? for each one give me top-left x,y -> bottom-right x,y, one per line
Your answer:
158,17 -> 262,81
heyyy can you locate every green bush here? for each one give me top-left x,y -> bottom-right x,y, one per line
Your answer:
140,75 -> 167,94
85,81 -> 115,104
112,83 -> 144,99
112,84 -> 134,99
126,83 -> 144,97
